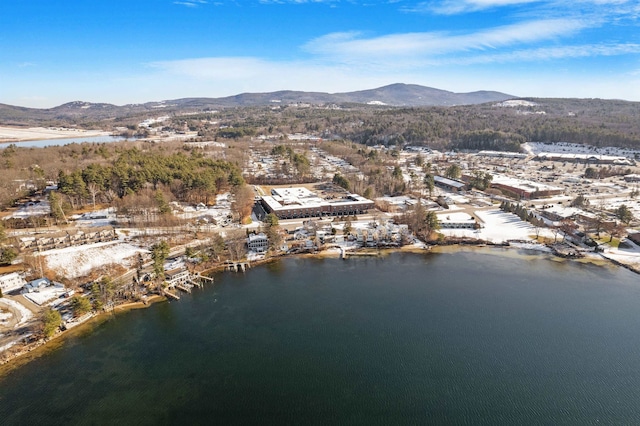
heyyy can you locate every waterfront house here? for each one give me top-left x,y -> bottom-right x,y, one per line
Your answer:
247,233 -> 269,253
165,268 -> 190,287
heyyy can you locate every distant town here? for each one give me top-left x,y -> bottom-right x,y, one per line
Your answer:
1,97 -> 640,365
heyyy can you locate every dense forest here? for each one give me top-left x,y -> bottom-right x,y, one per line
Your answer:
56,148 -> 244,206
3,97 -> 640,153
0,140 -> 247,215
161,99 -> 640,152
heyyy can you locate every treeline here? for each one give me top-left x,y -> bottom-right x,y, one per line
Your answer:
499,201 -> 545,227
452,130 -> 526,152
584,166 -> 633,179
56,148 -> 244,208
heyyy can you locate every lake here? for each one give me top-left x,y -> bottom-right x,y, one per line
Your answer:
1,249 -> 639,425
0,135 -> 130,150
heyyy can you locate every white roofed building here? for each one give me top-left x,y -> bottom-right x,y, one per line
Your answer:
491,175 -> 564,199
0,272 -> 27,294
259,187 -> 374,220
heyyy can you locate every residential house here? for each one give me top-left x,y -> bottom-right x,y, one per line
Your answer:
247,233 -> 269,253
0,272 -> 27,294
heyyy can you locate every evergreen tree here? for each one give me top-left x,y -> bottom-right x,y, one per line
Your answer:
615,204 -> 634,224
42,308 -> 62,338
151,240 -> 170,283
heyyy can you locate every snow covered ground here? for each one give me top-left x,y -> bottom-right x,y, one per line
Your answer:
42,241 -> 147,278
0,298 -> 33,328
438,209 -> 553,243
523,142 -> 640,158
6,199 -> 51,219
23,286 -> 68,306
600,241 -> 640,271
0,126 -> 109,142
173,193 -> 234,225
71,208 -> 116,228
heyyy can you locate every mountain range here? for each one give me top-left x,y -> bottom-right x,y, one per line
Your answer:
0,84 -> 515,124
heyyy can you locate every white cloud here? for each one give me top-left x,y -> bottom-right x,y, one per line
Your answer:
406,0 -> 541,15
258,0 -> 338,4
445,42 -> 640,65
173,0 -> 208,7
304,19 -> 590,63
407,0 -> 637,15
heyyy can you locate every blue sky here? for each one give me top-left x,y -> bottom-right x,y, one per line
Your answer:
1,0 -> 639,107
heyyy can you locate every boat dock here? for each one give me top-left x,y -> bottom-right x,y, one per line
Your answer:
224,261 -> 250,272
176,283 -> 194,293
164,290 -> 180,300
343,251 -> 379,258
165,270 -> 213,295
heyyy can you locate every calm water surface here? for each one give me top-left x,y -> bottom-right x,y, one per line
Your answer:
1,250 -> 640,425
0,135 -> 129,149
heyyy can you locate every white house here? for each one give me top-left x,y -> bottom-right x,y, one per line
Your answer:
247,233 -> 269,253
0,272 -> 27,294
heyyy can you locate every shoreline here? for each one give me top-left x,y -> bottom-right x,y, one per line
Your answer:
0,126 -> 112,143
0,241 -> 636,375
0,295 -> 166,376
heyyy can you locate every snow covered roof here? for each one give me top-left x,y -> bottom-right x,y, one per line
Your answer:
492,175 -> 563,193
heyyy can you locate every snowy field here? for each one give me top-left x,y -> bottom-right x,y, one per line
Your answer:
523,142 -> 640,158
42,241 -> 147,278
23,286 -> 68,306
71,208 -> 116,228
0,126 -> 109,142
601,197 -> 640,217
438,209 -> 553,243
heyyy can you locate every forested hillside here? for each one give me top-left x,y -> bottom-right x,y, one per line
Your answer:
181,99 -> 640,152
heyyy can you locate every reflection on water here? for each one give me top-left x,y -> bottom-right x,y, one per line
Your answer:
1,250 -> 639,424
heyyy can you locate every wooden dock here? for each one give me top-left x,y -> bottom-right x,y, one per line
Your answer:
164,290 -> 180,300
344,251 -> 379,258
176,283 -> 193,293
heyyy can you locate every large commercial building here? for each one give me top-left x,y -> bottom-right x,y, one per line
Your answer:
259,187 -> 374,220
491,175 -> 564,199
478,151 -> 528,159
535,152 -> 634,166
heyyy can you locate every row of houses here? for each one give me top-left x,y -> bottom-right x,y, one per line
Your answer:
246,220 -> 412,255
352,223 -> 410,247
19,229 -> 118,252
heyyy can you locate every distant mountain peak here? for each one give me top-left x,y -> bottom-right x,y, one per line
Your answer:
0,84 -> 517,124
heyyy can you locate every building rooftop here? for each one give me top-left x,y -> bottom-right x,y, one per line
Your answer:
492,175 -> 563,193
434,175 -> 466,189
262,187 -> 373,212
